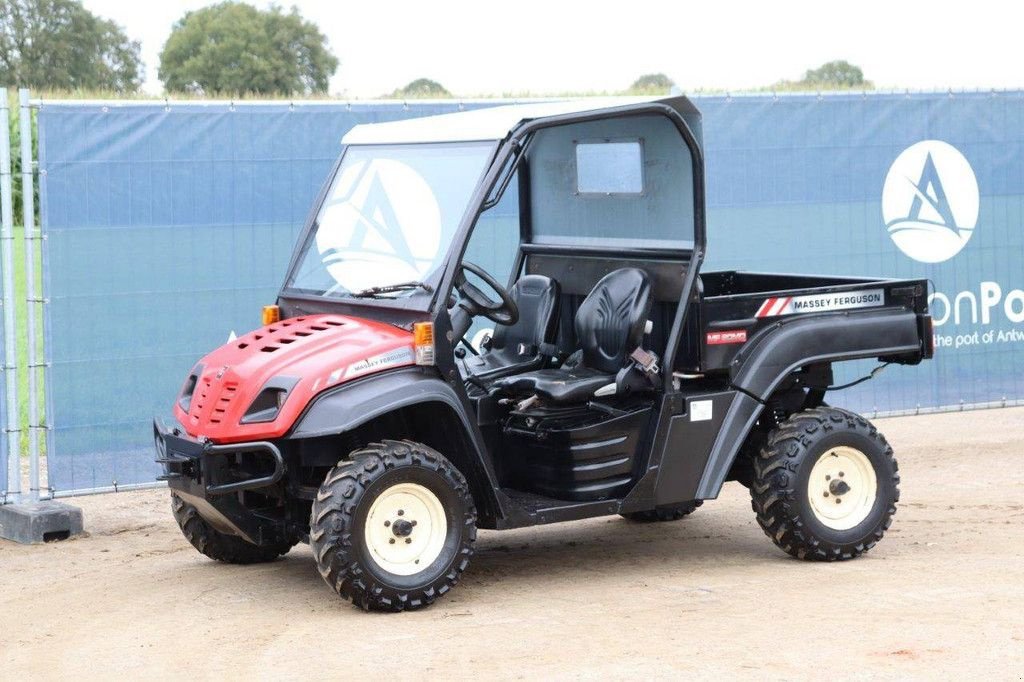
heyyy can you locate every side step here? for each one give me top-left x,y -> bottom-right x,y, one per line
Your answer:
498,488 -> 621,528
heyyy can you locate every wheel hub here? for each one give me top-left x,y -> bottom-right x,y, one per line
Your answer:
807,446 -> 878,531
828,479 -> 851,496
364,482 -> 448,576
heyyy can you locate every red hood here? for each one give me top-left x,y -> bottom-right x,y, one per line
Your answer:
174,314 -> 414,442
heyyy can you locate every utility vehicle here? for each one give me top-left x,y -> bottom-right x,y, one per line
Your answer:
155,96 -> 934,611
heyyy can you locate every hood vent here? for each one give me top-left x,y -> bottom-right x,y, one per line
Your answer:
238,316 -> 346,353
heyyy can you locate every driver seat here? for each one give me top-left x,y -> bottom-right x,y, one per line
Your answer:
459,275 -> 561,382
492,268 -> 652,403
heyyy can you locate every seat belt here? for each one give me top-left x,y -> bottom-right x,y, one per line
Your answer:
517,341 -> 563,363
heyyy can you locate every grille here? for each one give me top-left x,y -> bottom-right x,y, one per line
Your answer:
189,377 -> 212,426
208,384 -> 238,424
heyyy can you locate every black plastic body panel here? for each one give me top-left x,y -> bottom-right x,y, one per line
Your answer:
652,391 -> 736,505
694,392 -> 763,499
730,309 -> 922,400
503,406 -> 651,501
291,367 -> 462,438
289,366 -> 505,521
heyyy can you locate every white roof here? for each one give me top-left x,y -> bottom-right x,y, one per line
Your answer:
341,97 -> 664,145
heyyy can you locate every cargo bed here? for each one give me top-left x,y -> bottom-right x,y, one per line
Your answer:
690,271 -> 930,373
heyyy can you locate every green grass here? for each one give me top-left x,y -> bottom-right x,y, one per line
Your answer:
10,224 -> 45,458
5,90 -> 46,460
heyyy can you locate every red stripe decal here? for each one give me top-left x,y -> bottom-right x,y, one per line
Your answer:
769,297 -> 791,316
755,298 -> 775,318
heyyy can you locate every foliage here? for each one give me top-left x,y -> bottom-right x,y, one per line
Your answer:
390,78 -> 451,99
0,0 -> 142,92
627,73 -> 675,94
5,90 -> 37,226
159,2 -> 338,96
774,60 -> 874,91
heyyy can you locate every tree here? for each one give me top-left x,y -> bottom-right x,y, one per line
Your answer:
801,60 -> 869,88
159,2 -> 338,96
6,91 -> 37,224
0,0 -> 142,92
774,60 -> 873,91
628,73 -> 674,94
391,78 -> 451,99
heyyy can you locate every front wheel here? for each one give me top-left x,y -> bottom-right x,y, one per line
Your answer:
310,440 -> 477,611
750,407 -> 899,561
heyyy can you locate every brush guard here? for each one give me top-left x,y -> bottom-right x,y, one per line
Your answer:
153,417 -> 285,495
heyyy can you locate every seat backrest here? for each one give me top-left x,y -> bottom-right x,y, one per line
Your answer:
574,268 -> 652,374
490,275 -> 560,352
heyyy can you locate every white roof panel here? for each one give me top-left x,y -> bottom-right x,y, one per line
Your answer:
341,97 -> 665,145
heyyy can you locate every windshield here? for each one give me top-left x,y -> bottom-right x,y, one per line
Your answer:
286,142 -> 496,299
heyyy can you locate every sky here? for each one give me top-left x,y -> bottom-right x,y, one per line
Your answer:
82,0 -> 1023,97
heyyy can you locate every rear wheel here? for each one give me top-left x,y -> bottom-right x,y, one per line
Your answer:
621,500 -> 703,522
310,440 -> 477,611
171,494 -> 295,564
750,407 -> 899,561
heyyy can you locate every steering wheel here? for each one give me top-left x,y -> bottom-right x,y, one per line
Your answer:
454,261 -> 519,326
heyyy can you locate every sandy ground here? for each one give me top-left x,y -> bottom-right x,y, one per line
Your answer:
2,407 -> 1023,680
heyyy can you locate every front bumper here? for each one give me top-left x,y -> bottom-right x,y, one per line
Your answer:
153,418 -> 291,545
153,417 -> 285,496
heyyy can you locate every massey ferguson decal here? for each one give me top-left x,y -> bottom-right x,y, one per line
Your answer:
707,329 -> 747,345
755,289 -> 885,318
321,347 -> 416,386
344,347 -> 415,380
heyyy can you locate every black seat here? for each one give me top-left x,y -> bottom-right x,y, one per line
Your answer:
459,275 -> 560,382
493,268 -> 652,403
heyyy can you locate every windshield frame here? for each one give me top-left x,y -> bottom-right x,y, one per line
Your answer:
280,140 -> 501,312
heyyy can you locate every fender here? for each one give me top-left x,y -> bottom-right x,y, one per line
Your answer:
694,309 -> 921,498
730,308 -> 922,400
289,367 -> 505,521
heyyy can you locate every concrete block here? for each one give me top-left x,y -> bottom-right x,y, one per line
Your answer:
0,501 -> 83,544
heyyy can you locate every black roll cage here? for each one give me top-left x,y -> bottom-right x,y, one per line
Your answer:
277,99 -> 707,392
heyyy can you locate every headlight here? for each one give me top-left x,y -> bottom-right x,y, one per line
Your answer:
240,377 -> 299,424
178,367 -> 202,413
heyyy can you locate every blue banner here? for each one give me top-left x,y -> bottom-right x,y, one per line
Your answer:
37,101 -> 488,492
698,93 -> 1024,413
36,93 -> 1024,493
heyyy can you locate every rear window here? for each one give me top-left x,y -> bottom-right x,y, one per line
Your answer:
575,140 -> 644,194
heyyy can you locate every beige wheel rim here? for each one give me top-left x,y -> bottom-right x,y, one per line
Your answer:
364,482 -> 448,576
807,446 -> 878,531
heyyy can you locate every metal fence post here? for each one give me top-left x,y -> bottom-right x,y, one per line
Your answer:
0,88 -> 21,502
19,89 -> 41,501
0,90 -> 80,542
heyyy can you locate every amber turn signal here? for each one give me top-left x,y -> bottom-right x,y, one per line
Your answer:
413,322 -> 435,365
262,305 -> 281,326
